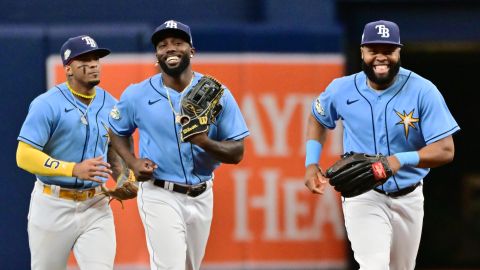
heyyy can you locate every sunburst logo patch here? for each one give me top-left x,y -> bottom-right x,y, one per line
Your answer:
395,109 -> 420,139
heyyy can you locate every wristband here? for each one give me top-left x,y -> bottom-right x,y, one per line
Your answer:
305,140 -> 322,167
394,151 -> 420,167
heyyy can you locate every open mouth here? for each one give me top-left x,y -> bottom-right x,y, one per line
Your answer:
166,56 -> 181,65
374,64 -> 390,75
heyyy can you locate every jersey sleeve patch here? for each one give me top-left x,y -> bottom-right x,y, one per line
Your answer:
314,97 -> 325,116
110,105 -> 121,120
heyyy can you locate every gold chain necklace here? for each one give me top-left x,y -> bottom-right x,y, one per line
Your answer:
66,82 -> 96,99
66,82 -> 95,125
163,75 -> 194,123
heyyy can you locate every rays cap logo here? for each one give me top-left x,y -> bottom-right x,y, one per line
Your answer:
360,20 -> 403,47
60,35 -> 111,66
151,20 -> 193,48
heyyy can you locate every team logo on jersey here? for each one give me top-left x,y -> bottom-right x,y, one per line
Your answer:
315,98 -> 325,116
64,49 -> 71,61
395,109 -> 420,139
110,106 -> 121,120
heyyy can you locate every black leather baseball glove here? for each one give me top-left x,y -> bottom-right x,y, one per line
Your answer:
179,75 -> 224,142
326,152 -> 393,198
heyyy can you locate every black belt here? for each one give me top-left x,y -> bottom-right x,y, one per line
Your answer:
374,182 -> 422,198
153,179 -> 208,197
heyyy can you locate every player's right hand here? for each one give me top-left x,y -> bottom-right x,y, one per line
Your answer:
304,164 -> 328,195
387,155 -> 401,175
130,158 -> 157,181
72,156 -> 112,183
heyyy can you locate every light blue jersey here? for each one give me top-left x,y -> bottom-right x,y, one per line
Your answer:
109,72 -> 249,185
18,83 -> 117,189
312,67 -> 460,192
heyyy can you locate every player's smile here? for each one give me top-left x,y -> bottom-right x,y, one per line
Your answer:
166,55 -> 181,65
161,52 -> 185,67
159,52 -> 191,77
373,64 -> 390,76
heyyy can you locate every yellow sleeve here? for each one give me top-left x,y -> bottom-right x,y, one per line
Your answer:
16,141 -> 75,177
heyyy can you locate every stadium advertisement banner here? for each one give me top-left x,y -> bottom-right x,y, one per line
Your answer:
47,53 -> 346,269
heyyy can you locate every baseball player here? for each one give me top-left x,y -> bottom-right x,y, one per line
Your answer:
304,20 -> 460,269
16,35 -> 122,270
108,20 -> 249,270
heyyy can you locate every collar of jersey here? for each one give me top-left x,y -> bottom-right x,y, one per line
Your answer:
61,83 -> 98,109
158,72 -> 202,96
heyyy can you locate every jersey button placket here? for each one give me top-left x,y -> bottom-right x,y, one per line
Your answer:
90,123 -> 97,152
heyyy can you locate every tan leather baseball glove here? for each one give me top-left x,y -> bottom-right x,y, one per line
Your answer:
101,169 -> 138,207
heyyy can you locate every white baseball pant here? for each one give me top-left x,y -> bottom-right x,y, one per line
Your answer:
137,180 -> 213,270
342,186 -> 424,270
28,181 -> 116,270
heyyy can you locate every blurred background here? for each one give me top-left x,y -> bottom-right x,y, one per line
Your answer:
1,0 -> 480,269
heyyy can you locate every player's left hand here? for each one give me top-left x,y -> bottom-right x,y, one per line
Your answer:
179,75 -> 224,142
130,158 -> 157,181
186,132 -> 209,146
326,152 -> 393,198
304,164 -> 328,194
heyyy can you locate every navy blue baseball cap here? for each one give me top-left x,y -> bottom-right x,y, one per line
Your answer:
151,20 -> 193,47
60,35 -> 111,66
361,20 -> 403,47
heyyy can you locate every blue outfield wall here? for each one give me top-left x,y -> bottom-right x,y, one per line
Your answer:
0,27 -> 45,269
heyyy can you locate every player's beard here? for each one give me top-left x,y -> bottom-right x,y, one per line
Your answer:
87,79 -> 100,88
362,59 -> 401,86
159,54 -> 190,78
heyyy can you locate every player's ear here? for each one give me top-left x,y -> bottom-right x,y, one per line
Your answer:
360,47 -> 364,59
64,65 -> 73,76
190,47 -> 196,58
